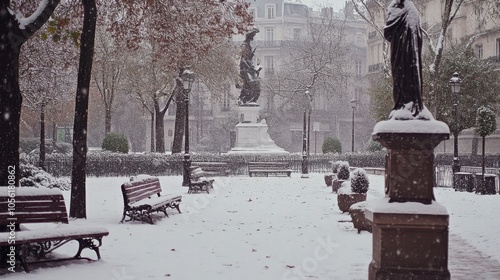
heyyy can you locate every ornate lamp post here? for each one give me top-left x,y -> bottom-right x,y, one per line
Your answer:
351,98 -> 357,153
301,90 -> 309,178
182,70 -> 195,186
449,72 -> 462,173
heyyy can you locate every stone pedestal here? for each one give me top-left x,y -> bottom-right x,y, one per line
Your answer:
228,104 -> 288,154
367,120 -> 450,280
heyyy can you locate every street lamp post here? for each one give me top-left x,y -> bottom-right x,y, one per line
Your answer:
449,72 -> 462,173
301,90 -> 309,178
351,99 -> 357,153
182,70 -> 195,187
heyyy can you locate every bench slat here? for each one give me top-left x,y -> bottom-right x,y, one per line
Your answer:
0,188 -> 69,225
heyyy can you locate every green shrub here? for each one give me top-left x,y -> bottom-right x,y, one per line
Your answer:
322,137 -> 342,154
102,132 -> 129,153
351,168 -> 369,194
337,161 -> 350,180
366,141 -> 383,153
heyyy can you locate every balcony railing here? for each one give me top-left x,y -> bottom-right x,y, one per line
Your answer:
485,55 -> 500,68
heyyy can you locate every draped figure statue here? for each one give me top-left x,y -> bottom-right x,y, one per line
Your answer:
384,0 -> 424,118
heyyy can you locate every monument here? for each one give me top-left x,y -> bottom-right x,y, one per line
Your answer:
366,0 -> 450,279
229,28 -> 287,154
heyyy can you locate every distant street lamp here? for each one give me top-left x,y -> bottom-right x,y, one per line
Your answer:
182,69 -> 196,186
449,72 -> 462,173
301,90 -> 309,178
351,98 -> 357,153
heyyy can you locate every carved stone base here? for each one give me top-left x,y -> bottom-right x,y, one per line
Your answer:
366,199 -> 450,280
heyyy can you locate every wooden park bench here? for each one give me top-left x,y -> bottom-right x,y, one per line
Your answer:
192,162 -> 230,176
248,162 -> 292,177
188,166 -> 214,194
0,187 -> 109,272
121,176 -> 182,224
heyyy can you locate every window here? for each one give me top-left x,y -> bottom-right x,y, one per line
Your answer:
249,8 -> 257,20
355,61 -> 362,75
266,5 -> 275,19
167,130 -> 173,137
355,88 -> 361,103
293,28 -> 301,41
265,28 -> 274,41
264,56 -> 274,75
475,44 -> 483,59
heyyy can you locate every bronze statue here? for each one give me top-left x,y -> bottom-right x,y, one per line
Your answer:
384,0 -> 424,118
238,27 -> 262,104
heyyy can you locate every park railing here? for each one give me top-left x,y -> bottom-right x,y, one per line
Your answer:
34,152 -> 500,179
37,152 -> 386,177
435,165 -> 500,188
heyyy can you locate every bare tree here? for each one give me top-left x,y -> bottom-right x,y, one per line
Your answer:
20,18 -> 77,169
109,0 -> 252,153
92,26 -> 123,135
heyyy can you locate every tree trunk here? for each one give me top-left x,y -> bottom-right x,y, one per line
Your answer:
70,0 -> 97,219
104,106 -> 111,134
150,111 -> 155,152
0,35 -> 22,186
172,100 -> 186,154
307,108 -> 312,156
471,136 -> 479,158
154,101 -> 167,153
482,135 -> 485,192
39,101 -> 46,170
0,0 -> 59,186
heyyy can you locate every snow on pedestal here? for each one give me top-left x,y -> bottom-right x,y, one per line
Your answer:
228,104 -> 288,154
367,111 -> 451,279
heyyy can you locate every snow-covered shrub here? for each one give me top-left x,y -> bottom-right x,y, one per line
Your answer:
351,168 -> 369,194
337,161 -> 350,180
19,163 -> 70,190
332,160 -> 342,173
475,106 -> 496,138
102,132 -> 129,153
337,180 -> 351,194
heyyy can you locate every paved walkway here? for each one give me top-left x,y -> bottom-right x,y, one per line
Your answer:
449,233 -> 500,279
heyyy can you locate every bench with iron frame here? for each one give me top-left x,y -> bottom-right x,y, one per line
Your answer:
121,176 -> 182,224
248,162 -> 292,177
188,166 -> 214,194
191,162 -> 230,176
0,187 -> 109,272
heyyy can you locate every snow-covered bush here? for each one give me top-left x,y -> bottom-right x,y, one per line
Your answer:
351,168 -> 369,194
332,160 -> 342,173
19,163 -> 70,190
337,161 -> 350,180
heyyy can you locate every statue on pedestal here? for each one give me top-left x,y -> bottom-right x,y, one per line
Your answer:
384,0 -> 425,119
238,28 -> 262,105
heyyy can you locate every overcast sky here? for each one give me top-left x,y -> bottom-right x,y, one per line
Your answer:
294,0 -> 347,12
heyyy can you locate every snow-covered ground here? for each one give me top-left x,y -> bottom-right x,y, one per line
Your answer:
2,173 -> 500,279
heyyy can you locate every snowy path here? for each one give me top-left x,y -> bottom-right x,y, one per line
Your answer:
1,174 -> 500,279
449,233 -> 500,279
